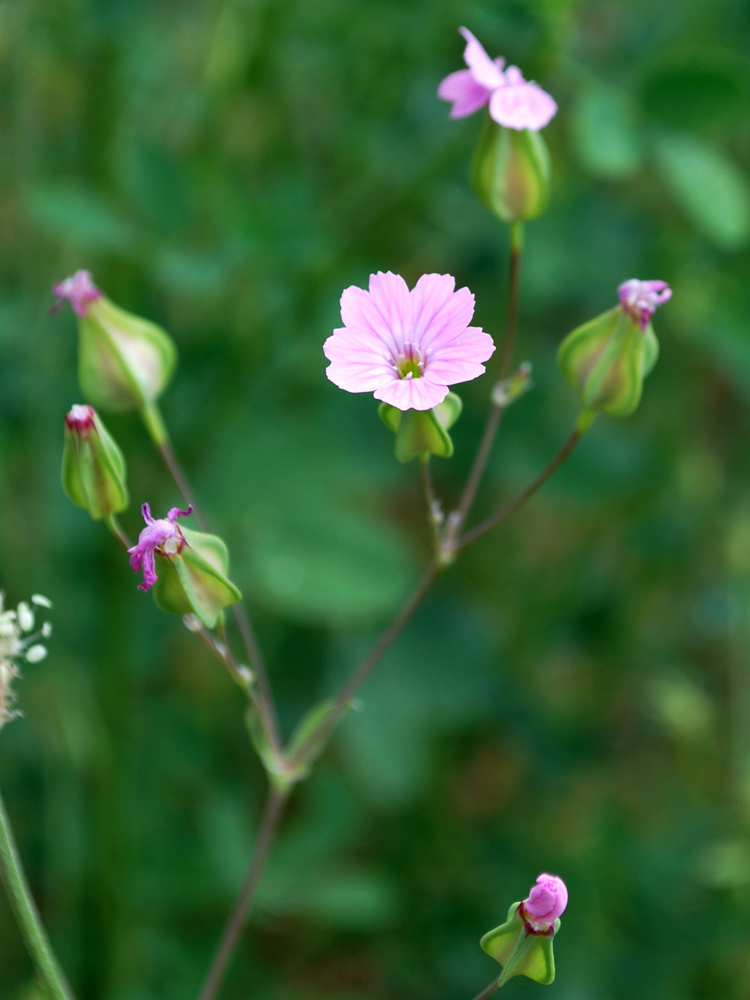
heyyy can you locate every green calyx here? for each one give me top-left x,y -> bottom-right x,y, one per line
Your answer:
557,306 -> 659,418
481,903 -> 559,986
470,114 -> 551,224
61,410 -> 128,520
152,526 -> 242,629
78,296 -> 177,411
378,392 -> 463,463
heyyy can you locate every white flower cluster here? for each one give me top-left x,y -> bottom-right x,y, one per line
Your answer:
0,593 -> 52,730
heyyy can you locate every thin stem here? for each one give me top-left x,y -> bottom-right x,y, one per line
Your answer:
420,456 -> 442,544
141,402 -> 283,758
0,789 -> 75,1000
470,977 -> 501,1000
458,426 -> 583,551
105,514 -> 131,550
288,559 -> 441,768
198,786 -> 289,1000
448,222 -> 524,545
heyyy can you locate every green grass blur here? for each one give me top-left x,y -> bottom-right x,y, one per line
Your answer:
2,0 -> 750,997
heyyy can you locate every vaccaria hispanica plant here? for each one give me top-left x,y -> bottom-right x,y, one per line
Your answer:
0,26 -> 674,1000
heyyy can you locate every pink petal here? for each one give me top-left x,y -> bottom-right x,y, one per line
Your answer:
373,376 -> 449,412
324,327 -> 391,365
437,69 -> 492,118
489,77 -> 557,131
410,274 -> 477,352
426,327 -> 495,384
340,285 -> 402,356
367,272 -> 412,353
459,27 -> 505,90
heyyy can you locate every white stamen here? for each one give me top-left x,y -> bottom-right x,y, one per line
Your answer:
25,645 -> 47,664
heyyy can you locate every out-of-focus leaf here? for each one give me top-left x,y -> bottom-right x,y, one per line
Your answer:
24,183 -> 137,251
640,53 -> 749,131
655,135 -> 750,249
572,85 -> 643,180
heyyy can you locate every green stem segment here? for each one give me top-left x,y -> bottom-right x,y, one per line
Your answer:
470,978 -> 501,1000
0,789 -> 75,1000
198,787 -> 289,1000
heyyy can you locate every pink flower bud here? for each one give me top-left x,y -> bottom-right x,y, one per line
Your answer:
618,279 -> 672,330
64,403 -> 96,435
521,874 -> 568,931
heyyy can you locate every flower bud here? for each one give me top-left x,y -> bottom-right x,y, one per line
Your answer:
557,280 -> 671,419
52,271 -> 177,412
470,115 -> 551,223
378,392 -> 463,463
128,504 -> 241,629
480,874 -> 567,986
62,405 -> 129,520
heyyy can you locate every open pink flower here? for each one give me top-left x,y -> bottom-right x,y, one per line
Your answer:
324,272 -> 495,411
618,279 -> 672,330
521,874 -> 568,932
51,270 -> 102,317
438,28 -> 557,132
128,503 -> 193,592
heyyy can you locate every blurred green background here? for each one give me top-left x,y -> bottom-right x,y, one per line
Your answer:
2,0 -> 750,997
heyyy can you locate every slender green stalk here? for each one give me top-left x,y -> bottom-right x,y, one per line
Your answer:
420,456 -> 442,547
457,425 -> 585,551
0,789 -> 75,1000
104,513 -> 131,550
141,401 -> 283,758
198,787 -> 289,1000
469,977 -> 501,1000
445,222 -> 524,550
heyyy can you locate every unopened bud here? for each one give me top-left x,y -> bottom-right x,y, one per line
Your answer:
471,115 -> 551,223
378,392 -> 463,463
557,280 -> 671,419
62,404 -> 128,520
480,874 -> 567,987
52,271 -> 177,412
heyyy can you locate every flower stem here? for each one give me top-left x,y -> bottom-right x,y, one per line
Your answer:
104,514 -> 131,550
446,222 -> 524,551
457,425 -> 585,551
286,559 -> 441,769
420,456 -> 442,546
469,977 -> 501,1000
197,786 -> 289,1000
141,402 -> 283,759
0,789 -> 75,1000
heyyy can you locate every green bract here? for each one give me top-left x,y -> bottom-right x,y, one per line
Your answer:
471,115 -> 551,223
481,903 -> 559,986
557,306 -> 659,418
378,392 -> 463,463
152,526 -> 242,629
77,295 -> 177,411
61,409 -> 128,520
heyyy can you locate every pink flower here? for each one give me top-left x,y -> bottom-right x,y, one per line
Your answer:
438,28 -> 557,132
51,270 -> 102,317
618,279 -> 672,330
521,874 -> 568,932
128,503 -> 193,592
324,272 -> 495,411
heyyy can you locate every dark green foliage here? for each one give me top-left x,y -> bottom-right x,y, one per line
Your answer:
2,0 -> 750,998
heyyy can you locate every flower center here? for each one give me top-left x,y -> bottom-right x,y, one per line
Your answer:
396,345 -> 424,380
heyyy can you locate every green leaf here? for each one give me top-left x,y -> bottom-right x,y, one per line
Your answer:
572,85 -> 643,180
24,183 -> 137,252
656,134 -> 750,250
640,53 -> 749,131
286,698 -> 338,765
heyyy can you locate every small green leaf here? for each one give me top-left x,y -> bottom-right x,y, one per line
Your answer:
572,85 -> 643,180
656,134 -> 750,250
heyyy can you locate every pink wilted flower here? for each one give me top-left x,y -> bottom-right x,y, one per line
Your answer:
618,279 -> 672,330
324,272 -> 495,411
128,503 -> 193,592
438,28 -> 557,131
51,270 -> 102,317
521,874 -> 568,932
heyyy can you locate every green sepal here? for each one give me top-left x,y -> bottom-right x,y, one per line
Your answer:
245,708 -> 290,790
78,296 -> 177,411
557,306 -> 660,418
152,526 -> 242,628
470,114 -> 551,223
481,903 -> 559,985
378,392 -> 462,463
286,698 -> 340,776
61,412 -> 128,520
